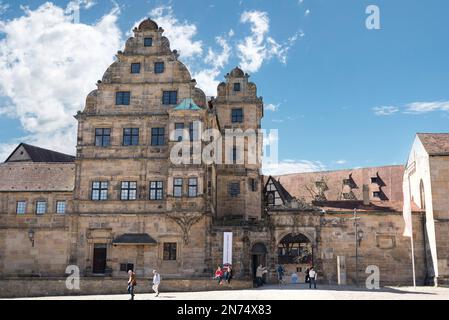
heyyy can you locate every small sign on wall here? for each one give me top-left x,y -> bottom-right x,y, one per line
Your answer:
223,232 -> 233,265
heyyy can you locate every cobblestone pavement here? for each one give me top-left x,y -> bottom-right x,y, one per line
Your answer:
8,284 -> 449,300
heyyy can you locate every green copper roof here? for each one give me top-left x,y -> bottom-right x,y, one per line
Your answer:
174,98 -> 202,111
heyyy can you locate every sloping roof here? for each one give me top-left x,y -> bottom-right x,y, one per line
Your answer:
174,98 -> 202,111
0,162 -> 75,192
5,143 -> 75,163
274,165 -> 404,203
266,176 -> 294,204
417,133 -> 449,156
112,233 -> 157,245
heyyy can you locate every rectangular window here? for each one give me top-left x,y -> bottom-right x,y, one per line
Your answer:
162,91 -> 177,105
175,123 -> 184,142
229,182 -> 240,197
116,91 -> 131,105
231,108 -> 243,123
174,178 -> 183,198
189,122 -> 199,141
188,177 -> 198,197
149,181 -> 164,200
120,263 -> 134,272
131,63 -> 141,74
233,83 -> 241,91
151,127 -> 165,146
373,191 -> 381,198
163,242 -> 177,261
16,201 -> 26,215
371,177 -> 379,184
249,178 -> 257,192
121,181 -> 137,200
36,201 -> 47,215
92,181 -> 108,201
123,128 -> 139,146
144,37 -> 153,47
154,62 -> 165,74
56,201 -> 67,214
95,128 -> 111,147
232,146 -> 237,162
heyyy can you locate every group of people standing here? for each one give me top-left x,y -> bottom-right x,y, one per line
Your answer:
126,269 -> 161,300
276,264 -> 318,289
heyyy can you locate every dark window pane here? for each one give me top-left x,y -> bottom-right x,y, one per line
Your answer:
144,37 -> 153,47
163,243 -> 177,260
151,127 -> 165,146
154,62 -> 165,74
229,182 -> 240,197
123,128 -> 139,146
131,63 -> 141,74
231,108 -> 243,123
162,91 -> 177,105
174,178 -> 183,198
95,128 -> 111,147
116,92 -> 131,105
233,83 -> 241,91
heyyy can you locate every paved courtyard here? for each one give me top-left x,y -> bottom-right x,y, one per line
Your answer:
9,284 -> 449,300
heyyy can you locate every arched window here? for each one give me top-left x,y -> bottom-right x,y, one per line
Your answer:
420,180 -> 426,210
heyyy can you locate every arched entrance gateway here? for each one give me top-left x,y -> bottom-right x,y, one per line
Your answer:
251,243 -> 267,281
278,233 -> 313,282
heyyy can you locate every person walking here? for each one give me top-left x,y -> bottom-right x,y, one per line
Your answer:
127,269 -> 137,300
276,264 -> 285,285
152,269 -> 161,297
308,267 -> 317,289
255,264 -> 267,287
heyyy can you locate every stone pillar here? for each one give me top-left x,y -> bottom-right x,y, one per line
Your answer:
337,256 -> 347,285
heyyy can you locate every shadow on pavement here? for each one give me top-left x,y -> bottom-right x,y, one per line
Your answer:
252,283 -> 436,295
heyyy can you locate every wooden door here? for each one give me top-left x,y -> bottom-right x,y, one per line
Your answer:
92,244 -> 107,274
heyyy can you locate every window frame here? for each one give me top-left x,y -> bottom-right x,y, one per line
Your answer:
233,82 -> 241,91
116,91 -> 131,105
16,201 -> 27,215
123,128 -> 139,146
229,182 -> 240,197
162,91 -> 178,105
56,201 -> 67,214
144,37 -> 153,47
35,201 -> 47,215
188,177 -> 198,198
154,62 -> 165,74
92,181 -> 109,201
173,178 -> 183,198
231,108 -> 244,123
163,242 -> 177,261
120,181 -> 137,201
149,181 -> 164,200
95,128 -> 111,147
151,127 -> 165,146
131,63 -> 141,74
175,123 -> 184,142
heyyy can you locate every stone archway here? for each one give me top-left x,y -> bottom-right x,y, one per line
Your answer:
278,233 -> 313,282
251,243 -> 267,280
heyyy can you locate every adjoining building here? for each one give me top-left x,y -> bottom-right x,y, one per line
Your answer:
0,19 -> 448,297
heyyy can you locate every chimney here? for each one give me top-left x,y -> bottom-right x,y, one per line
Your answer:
363,184 -> 370,206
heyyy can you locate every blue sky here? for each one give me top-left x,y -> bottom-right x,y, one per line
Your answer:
0,0 -> 448,174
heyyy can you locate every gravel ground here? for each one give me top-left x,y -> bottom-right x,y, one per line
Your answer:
8,284 -> 449,300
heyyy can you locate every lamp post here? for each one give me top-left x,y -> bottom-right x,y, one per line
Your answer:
28,229 -> 35,247
350,209 -> 364,286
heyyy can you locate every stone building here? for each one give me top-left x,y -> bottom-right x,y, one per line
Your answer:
0,19 -> 448,296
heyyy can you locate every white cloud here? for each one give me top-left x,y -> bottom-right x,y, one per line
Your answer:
0,2 -> 122,160
305,9 -> 311,17
335,159 -> 347,165
237,10 -> 300,73
373,106 -> 399,116
405,101 -> 449,114
150,6 -> 202,59
264,103 -> 279,112
262,159 -> 325,176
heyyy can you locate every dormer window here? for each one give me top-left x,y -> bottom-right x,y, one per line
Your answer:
233,83 -> 241,91
371,177 -> 379,184
131,63 -> 141,74
144,37 -> 153,47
